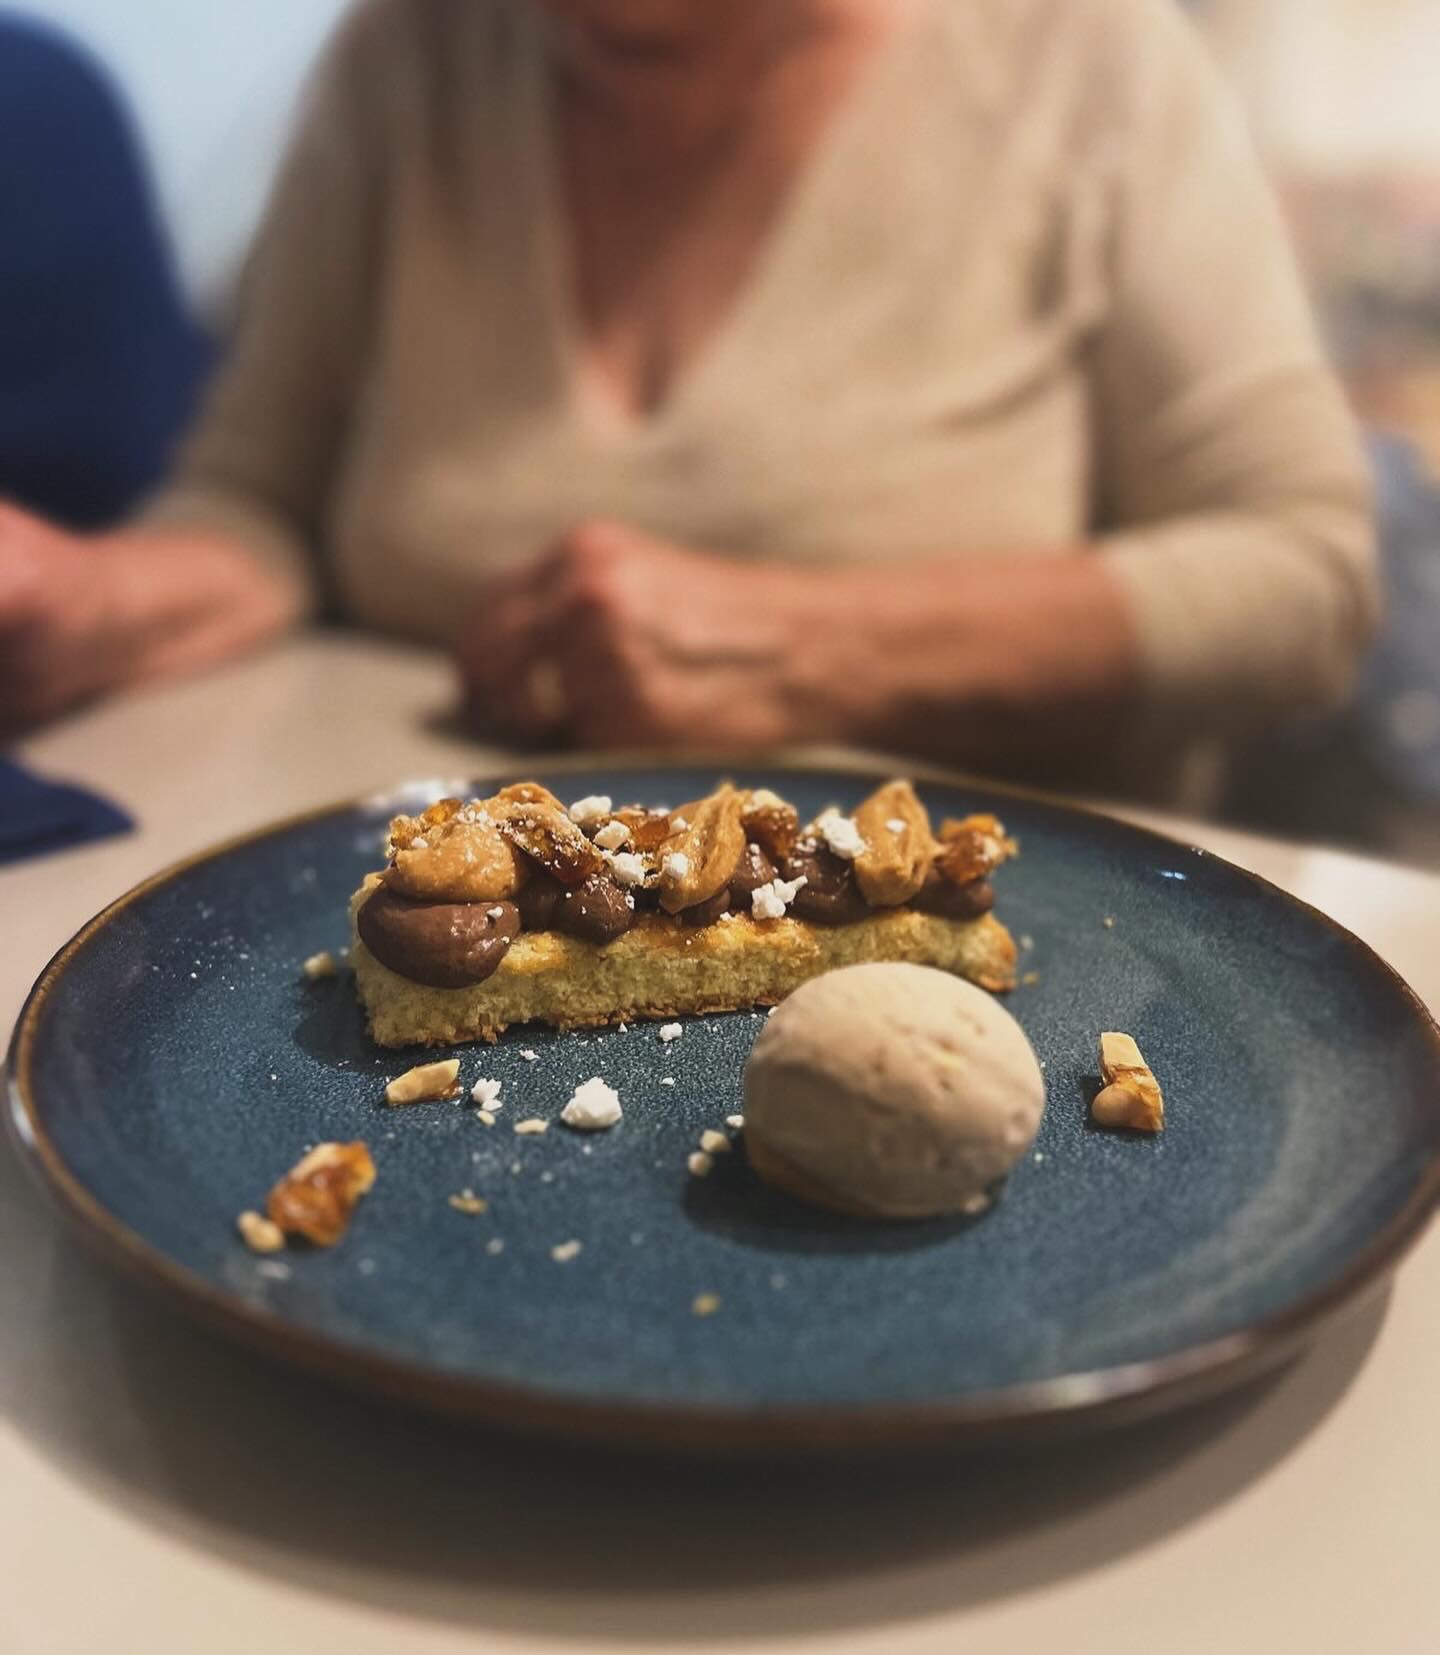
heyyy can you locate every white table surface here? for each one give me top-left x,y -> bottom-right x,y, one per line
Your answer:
3,633 -> 1437,1655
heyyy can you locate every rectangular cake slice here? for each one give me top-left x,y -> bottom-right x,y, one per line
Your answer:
349,779 -> 1017,1048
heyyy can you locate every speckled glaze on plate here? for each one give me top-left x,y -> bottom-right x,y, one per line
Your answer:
8,761 -> 1439,1452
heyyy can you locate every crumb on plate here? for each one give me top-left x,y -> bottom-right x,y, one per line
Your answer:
385,1059 -> 461,1106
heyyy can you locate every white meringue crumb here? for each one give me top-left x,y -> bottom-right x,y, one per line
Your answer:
476,1110 -> 496,1126
568,794 -> 612,828
605,851 -> 647,888
662,851 -> 691,880
815,809 -> 867,860
687,1151 -> 714,1178
301,951 -> 337,980
470,1077 -> 502,1109
699,1130 -> 731,1155
726,1114 -> 745,1130
520,1049 -> 539,1062
551,1240 -> 583,1263
660,1077 -> 676,1087
659,1023 -> 683,1043
750,874 -> 807,921
593,819 -> 631,851
514,1118 -> 549,1136
560,1077 -> 623,1131
485,1237 -> 506,1255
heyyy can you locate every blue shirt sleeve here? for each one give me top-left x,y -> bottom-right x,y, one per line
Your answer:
0,14 -> 214,527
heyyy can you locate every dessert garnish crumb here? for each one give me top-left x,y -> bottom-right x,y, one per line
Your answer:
692,1293 -> 721,1317
265,1142 -> 377,1246
660,1077 -> 676,1087
815,809 -> 866,861
593,819 -> 631,851
659,1023 -> 683,1043
448,1192 -> 488,1215
687,1151 -> 714,1178
471,1077 -> 502,1109
476,1110 -> 496,1126
551,1240 -> 583,1263
750,874 -> 807,921
238,1210 -> 285,1254
567,794 -> 612,828
726,1114 -> 745,1130
514,1118 -> 549,1136
560,1077 -> 623,1131
302,951 -> 338,981
699,1129 -> 731,1155
385,1059 -> 461,1106
486,1237 -> 505,1255
520,1049 -> 539,1062
1093,1032 -> 1165,1132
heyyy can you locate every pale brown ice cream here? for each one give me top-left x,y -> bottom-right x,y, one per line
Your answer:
743,964 -> 1045,1220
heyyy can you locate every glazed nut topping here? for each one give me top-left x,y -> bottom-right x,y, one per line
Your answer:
386,797 -> 527,904
852,780 -> 935,907
935,813 -> 1017,886
266,1141 -> 377,1247
658,784 -> 746,914
741,790 -> 800,862
493,794 -> 603,887
1093,1032 -> 1165,1133
495,782 -> 568,812
613,807 -> 677,853
385,1058 -> 462,1106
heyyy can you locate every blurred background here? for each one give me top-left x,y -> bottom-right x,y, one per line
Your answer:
3,0 -> 1438,863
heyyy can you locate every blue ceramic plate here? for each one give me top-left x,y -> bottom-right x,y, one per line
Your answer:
8,762 -> 1439,1451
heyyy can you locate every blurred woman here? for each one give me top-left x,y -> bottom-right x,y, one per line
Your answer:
0,0 -> 1376,801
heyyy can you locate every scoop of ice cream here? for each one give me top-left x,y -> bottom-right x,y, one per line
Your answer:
743,963 -> 1045,1220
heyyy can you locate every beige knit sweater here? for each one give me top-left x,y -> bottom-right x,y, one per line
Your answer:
149,0 -> 1377,784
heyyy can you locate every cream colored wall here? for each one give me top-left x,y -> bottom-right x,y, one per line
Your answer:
1204,0 -> 1440,170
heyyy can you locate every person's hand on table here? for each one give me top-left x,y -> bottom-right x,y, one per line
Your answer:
458,520 -> 847,750
0,501 -> 133,732
0,498 -> 307,735
457,518 -> 1139,768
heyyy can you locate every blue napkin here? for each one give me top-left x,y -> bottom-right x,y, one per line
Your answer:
0,758 -> 133,865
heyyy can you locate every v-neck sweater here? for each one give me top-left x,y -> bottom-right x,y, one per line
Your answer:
147,0 -> 1375,794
